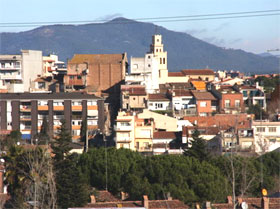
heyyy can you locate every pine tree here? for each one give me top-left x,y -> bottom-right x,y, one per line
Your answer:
38,116 -> 50,145
51,119 -> 72,162
51,120 -> 89,209
184,129 -> 209,162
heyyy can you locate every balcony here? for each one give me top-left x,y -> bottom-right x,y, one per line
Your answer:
0,65 -> 21,70
20,115 -> 31,120
115,126 -> 132,131
53,115 -> 64,120
0,74 -> 22,80
20,105 -> 31,112
117,137 -> 132,142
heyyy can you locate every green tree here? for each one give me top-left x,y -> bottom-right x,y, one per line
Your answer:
247,104 -> 268,120
4,146 -> 57,209
52,120 -> 89,209
4,130 -> 22,148
55,154 -> 89,209
184,129 -> 209,162
37,116 -> 50,145
51,119 -> 72,162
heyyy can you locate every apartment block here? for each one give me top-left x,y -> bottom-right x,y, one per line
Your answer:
0,92 -> 105,141
0,50 -> 43,93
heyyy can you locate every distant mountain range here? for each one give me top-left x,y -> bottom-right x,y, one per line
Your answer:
0,17 -> 279,74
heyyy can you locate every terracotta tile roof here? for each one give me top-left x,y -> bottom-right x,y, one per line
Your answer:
86,199 -> 189,209
191,91 -> 216,100
183,114 -> 251,130
68,54 -> 126,65
238,85 -> 257,90
121,86 -> 147,96
173,89 -> 192,97
95,190 -> 120,202
148,94 -> 170,101
153,131 -> 178,139
212,197 -> 280,209
181,69 -> 215,76
168,72 -> 185,77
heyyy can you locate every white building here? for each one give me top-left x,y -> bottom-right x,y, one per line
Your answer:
252,121 -> 280,153
125,34 -> 168,93
0,50 -> 43,92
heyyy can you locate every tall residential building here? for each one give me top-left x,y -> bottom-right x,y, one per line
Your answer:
0,92 -> 105,142
0,50 -> 43,92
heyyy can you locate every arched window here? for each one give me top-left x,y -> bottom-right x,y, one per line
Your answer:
163,58 -> 165,64
160,58 -> 162,64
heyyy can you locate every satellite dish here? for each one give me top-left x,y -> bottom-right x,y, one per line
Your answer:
241,202 -> 248,209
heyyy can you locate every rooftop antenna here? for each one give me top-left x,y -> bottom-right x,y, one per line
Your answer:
155,25 -> 158,35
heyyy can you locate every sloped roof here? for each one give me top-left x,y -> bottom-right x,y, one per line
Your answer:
68,54 -> 126,64
173,89 -> 192,97
85,199 -> 189,209
168,72 -> 185,77
153,131 -> 178,139
148,94 -> 170,101
191,91 -> 216,100
95,190 -> 120,202
181,69 -> 214,76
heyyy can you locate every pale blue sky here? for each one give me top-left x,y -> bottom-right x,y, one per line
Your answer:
0,0 -> 279,54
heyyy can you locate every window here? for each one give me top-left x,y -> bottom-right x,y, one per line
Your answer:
269,127 -> 276,132
148,64 -> 151,67
38,82 -> 45,89
160,58 -> 162,64
69,75 -> 74,79
225,100 -> 230,108
205,77 -> 209,81
163,58 -> 165,64
148,56 -> 151,59
156,103 -> 163,108
256,127 -> 265,132
120,122 -> 130,126
243,91 -> 248,97
200,102 -> 207,107
235,100 -> 240,108
157,39 -> 159,42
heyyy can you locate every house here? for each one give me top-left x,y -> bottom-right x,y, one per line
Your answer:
0,92 -> 104,142
211,86 -> 244,114
64,53 -> 128,95
252,120 -> 280,153
115,110 -> 178,152
147,94 -> 171,111
191,91 -> 217,116
30,76 -> 60,93
138,109 -> 178,132
237,85 -> 266,110
121,85 -> 147,111
170,89 -> 193,111
152,131 -> 183,155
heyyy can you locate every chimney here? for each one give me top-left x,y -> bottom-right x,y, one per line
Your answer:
262,197 -> 269,209
90,195 -> 96,203
227,196 -> 233,204
205,202 -> 211,209
143,195 -> 149,209
166,192 -> 172,200
121,191 -> 128,201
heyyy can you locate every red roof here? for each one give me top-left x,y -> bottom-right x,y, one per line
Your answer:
173,89 -> 192,97
148,94 -> 170,101
183,114 -> 251,130
168,72 -> 185,77
191,91 -> 216,100
153,131 -> 178,139
181,69 -> 214,76
86,199 -> 189,209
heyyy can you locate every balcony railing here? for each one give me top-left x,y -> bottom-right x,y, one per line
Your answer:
0,74 -> 22,80
117,137 -> 132,142
53,115 -> 64,120
115,126 -> 132,131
